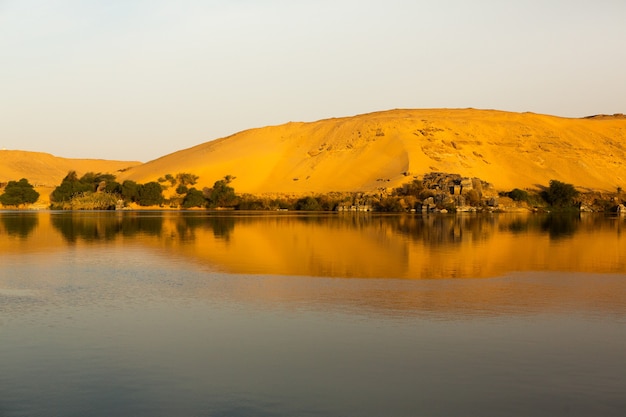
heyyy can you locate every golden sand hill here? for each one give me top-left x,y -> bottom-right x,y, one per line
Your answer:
0,150 -> 140,187
120,109 -> 626,194
0,150 -> 140,204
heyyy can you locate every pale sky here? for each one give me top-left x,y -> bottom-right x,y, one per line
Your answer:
1,0 -> 625,162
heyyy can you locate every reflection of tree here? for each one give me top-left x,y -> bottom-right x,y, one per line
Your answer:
369,213 -> 587,246
50,212 -> 240,244
0,213 -> 38,239
500,216 -> 546,235
45,211 -> 595,248
119,215 -> 163,237
541,214 -> 580,240
175,215 -> 236,241
504,218 -> 529,234
206,217 -> 235,240
52,214 -> 121,243
387,215 -> 498,247
51,213 -> 164,243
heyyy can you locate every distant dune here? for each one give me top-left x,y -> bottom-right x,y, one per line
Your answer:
0,150 -> 140,204
0,151 -> 139,186
119,108 -> 626,194
3,109 -> 626,202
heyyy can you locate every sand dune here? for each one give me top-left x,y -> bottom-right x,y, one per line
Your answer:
0,150 -> 139,187
119,109 -> 626,194
3,109 -> 626,201
0,150 -> 140,204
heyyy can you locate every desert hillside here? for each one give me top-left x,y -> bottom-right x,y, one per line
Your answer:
119,109 -> 626,194
0,150 -> 140,187
0,150 -> 140,204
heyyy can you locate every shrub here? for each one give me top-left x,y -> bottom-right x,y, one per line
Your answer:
295,196 -> 322,211
182,188 -> 206,208
121,180 -> 140,202
137,182 -> 164,206
79,172 -> 116,191
508,188 -> 529,202
64,192 -> 119,210
51,171 -> 117,206
375,197 -> 405,212
237,198 -> 268,210
395,179 -> 424,197
237,195 -> 276,210
0,178 -> 39,206
105,181 -> 122,195
206,176 -> 238,208
176,173 -> 199,186
541,180 -> 579,207
273,198 -> 294,210
50,171 -> 93,204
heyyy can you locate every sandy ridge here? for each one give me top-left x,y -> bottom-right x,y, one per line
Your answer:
2,109 -> 625,200
120,108 -> 626,193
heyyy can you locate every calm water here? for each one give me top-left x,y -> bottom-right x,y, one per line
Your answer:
1,211 -> 625,416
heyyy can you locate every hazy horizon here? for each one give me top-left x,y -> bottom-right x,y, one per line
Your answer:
2,0 -> 625,162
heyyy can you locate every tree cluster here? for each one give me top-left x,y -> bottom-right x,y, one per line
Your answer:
0,178 -> 39,207
48,171 -> 246,210
176,176 -> 239,209
50,171 -> 165,209
540,180 -> 579,208
30,168 -> 616,213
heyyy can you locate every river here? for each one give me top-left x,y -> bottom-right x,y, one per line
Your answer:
1,211 -> 625,416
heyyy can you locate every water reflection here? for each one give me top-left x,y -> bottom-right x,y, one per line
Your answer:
176,215 -> 235,241
50,212 -> 164,243
2,212 -> 626,417
1,211 -> 625,278
540,213 -> 580,239
0,212 -> 38,239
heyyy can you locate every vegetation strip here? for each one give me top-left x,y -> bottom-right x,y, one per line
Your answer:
2,171 -> 625,213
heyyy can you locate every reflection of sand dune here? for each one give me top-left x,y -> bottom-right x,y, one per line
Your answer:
2,212 -> 626,318
171,215 -> 411,277
2,212 -> 626,279
169,214 -> 626,279
142,214 -> 626,317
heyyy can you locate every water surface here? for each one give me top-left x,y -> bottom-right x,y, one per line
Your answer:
1,211 -> 625,416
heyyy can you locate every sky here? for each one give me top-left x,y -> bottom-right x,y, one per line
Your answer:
1,0 -> 625,162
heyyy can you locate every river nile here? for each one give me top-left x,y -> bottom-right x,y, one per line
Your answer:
1,211 -> 625,416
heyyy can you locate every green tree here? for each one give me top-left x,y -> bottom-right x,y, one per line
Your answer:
176,184 -> 189,195
0,178 -> 39,206
50,171 -> 92,204
165,173 -> 176,186
137,182 -> 164,206
508,188 -> 529,202
396,179 -> 424,197
176,172 -> 199,186
295,196 -> 322,211
79,172 -> 116,191
182,188 -> 206,208
104,181 -> 122,195
121,180 -> 140,202
206,176 -> 238,208
541,180 -> 579,207
374,196 -> 405,212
